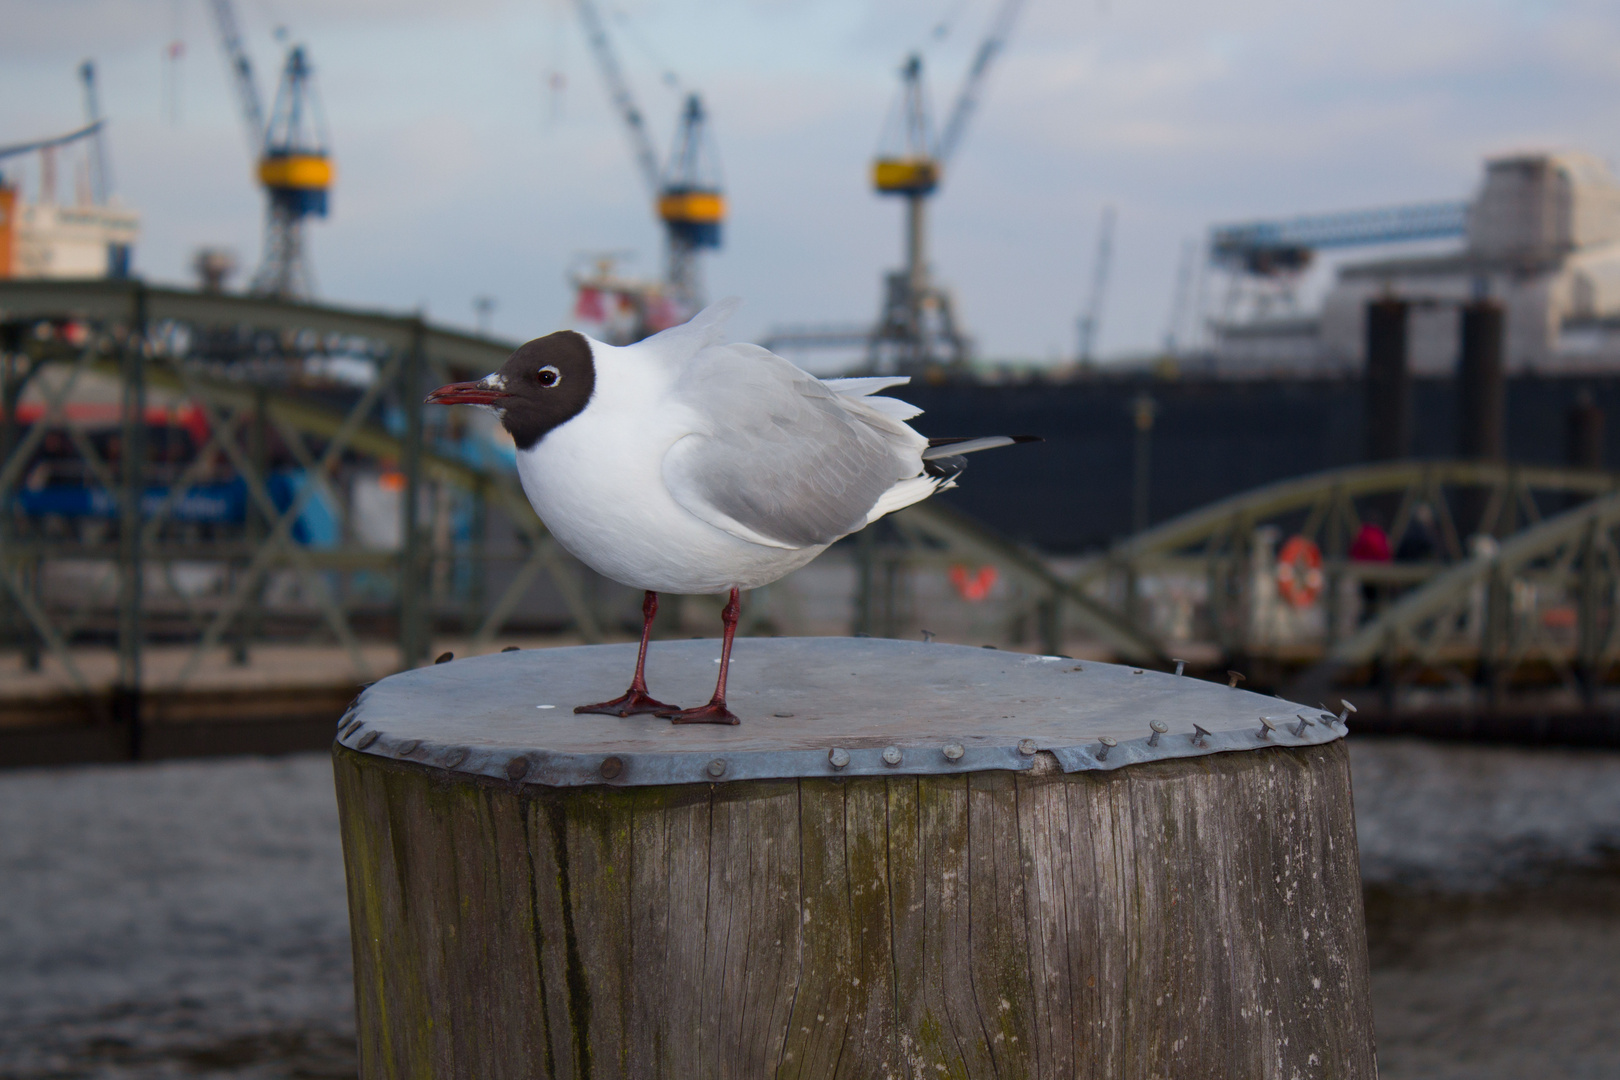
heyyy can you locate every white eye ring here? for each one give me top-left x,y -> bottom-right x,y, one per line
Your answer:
537,365 -> 562,387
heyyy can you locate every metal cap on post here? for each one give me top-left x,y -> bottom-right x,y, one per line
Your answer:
1365,297 -> 1410,462
338,638 -> 1350,783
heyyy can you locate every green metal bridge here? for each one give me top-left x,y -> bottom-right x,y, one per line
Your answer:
4,280 -> 1616,757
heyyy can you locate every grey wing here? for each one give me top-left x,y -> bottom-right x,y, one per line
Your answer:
663,344 -> 924,549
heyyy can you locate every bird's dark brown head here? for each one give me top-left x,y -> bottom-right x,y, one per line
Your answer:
425,330 -> 596,451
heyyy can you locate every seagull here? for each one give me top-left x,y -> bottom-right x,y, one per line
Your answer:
426,299 -> 1038,725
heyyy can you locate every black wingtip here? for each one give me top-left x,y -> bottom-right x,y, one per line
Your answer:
1012,434 -> 1044,444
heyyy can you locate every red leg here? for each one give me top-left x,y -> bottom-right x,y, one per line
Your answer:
575,591 -> 677,716
659,587 -> 742,725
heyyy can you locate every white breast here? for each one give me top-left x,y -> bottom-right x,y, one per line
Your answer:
512,344 -> 826,594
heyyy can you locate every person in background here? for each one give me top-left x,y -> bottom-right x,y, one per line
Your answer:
1351,519 -> 1393,623
1396,503 -> 1442,562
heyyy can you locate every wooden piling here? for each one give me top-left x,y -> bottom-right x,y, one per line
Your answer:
333,638 -> 1376,1078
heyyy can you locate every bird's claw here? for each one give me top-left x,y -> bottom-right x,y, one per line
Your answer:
574,689 -> 677,717
657,702 -> 742,726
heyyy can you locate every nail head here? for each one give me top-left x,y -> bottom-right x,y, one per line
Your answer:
943,743 -> 965,761
707,758 -> 727,778
829,747 -> 850,769
505,756 -> 529,781
1017,738 -> 1038,756
355,730 -> 379,749
600,756 -> 623,780
435,651 -> 454,664
882,745 -> 903,766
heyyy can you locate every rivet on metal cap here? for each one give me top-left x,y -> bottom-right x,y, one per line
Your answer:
501,645 -> 520,652
443,747 -> 468,768
1338,699 -> 1357,725
882,745 -> 903,766
1191,724 -> 1211,747
506,756 -> 530,781
600,756 -> 623,780
435,651 -> 454,664
829,747 -> 850,769
1148,719 -> 1169,747
707,758 -> 727,778
1258,716 -> 1278,740
397,739 -> 420,756
920,629 -> 936,643
1172,658 -> 1187,677
943,743 -> 965,761
1096,736 -> 1117,761
1227,670 -> 1246,689
1017,738 -> 1038,756
356,730 -> 379,750
1132,668 -> 1144,675
1292,713 -> 1314,737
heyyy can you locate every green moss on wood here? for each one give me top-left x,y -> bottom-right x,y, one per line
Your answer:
332,741 -> 1373,1079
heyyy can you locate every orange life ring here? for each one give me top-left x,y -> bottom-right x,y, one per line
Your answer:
1276,535 -> 1325,608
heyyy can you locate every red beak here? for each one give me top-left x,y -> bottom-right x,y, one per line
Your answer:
425,380 -> 512,406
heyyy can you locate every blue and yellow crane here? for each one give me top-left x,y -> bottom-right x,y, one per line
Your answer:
573,0 -> 724,318
207,0 -> 333,299
870,0 -> 1026,372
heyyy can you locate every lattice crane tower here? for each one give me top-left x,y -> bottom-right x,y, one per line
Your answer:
869,0 -> 1025,374
206,0 -> 333,300
574,0 -> 725,320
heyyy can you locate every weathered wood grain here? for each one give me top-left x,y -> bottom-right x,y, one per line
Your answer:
334,741 -> 1376,1079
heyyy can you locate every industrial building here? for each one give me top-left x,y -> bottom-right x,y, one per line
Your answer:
0,193 -> 138,280
1214,151 -> 1620,374
0,65 -> 138,283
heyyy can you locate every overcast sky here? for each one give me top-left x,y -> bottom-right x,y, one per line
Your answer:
3,0 -> 1619,365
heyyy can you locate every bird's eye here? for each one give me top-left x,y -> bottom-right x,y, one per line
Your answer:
537,365 -> 561,387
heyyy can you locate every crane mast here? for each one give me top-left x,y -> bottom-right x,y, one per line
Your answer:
936,0 -> 1026,168
252,46 -> 332,298
1077,205 -> 1115,363
572,0 -> 725,321
77,61 -> 112,206
869,0 -> 1025,374
206,0 -> 265,154
573,0 -> 661,196
205,0 -> 332,299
